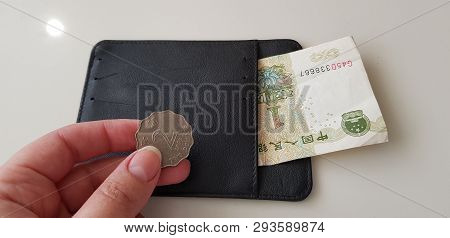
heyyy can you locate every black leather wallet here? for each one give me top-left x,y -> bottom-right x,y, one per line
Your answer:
77,40 -> 312,201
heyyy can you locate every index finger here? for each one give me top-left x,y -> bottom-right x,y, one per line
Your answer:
6,119 -> 139,182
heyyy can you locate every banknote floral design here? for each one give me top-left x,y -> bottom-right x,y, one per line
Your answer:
258,65 -> 294,128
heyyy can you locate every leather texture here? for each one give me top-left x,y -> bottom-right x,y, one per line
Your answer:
77,40 -> 312,201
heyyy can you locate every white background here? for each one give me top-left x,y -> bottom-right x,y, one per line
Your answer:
0,0 -> 449,217
1,218 -> 449,237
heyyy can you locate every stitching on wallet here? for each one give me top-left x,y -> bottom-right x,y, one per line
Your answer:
77,47 -> 99,122
251,41 -> 258,197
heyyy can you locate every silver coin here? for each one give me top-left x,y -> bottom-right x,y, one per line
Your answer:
135,110 -> 194,168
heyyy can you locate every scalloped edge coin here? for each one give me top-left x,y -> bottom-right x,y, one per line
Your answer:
135,110 -> 194,168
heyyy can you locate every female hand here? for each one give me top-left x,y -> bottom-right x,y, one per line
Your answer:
0,120 -> 190,217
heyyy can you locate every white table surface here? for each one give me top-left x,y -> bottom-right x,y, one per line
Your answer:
0,0 -> 449,217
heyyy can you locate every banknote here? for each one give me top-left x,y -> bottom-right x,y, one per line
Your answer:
258,36 -> 388,166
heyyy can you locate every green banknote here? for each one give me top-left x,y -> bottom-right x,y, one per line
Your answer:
258,36 -> 388,166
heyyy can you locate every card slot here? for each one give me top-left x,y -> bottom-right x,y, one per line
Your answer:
255,40 -> 313,201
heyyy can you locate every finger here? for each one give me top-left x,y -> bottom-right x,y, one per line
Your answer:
157,159 -> 190,186
57,157 -> 124,213
74,146 -> 162,218
58,158 -> 190,213
6,120 -> 139,182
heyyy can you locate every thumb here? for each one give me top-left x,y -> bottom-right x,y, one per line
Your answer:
74,146 -> 162,218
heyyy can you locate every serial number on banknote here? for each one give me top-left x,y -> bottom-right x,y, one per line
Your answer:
299,60 -> 353,77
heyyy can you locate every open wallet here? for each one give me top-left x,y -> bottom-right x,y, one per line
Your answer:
77,40 -> 313,201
